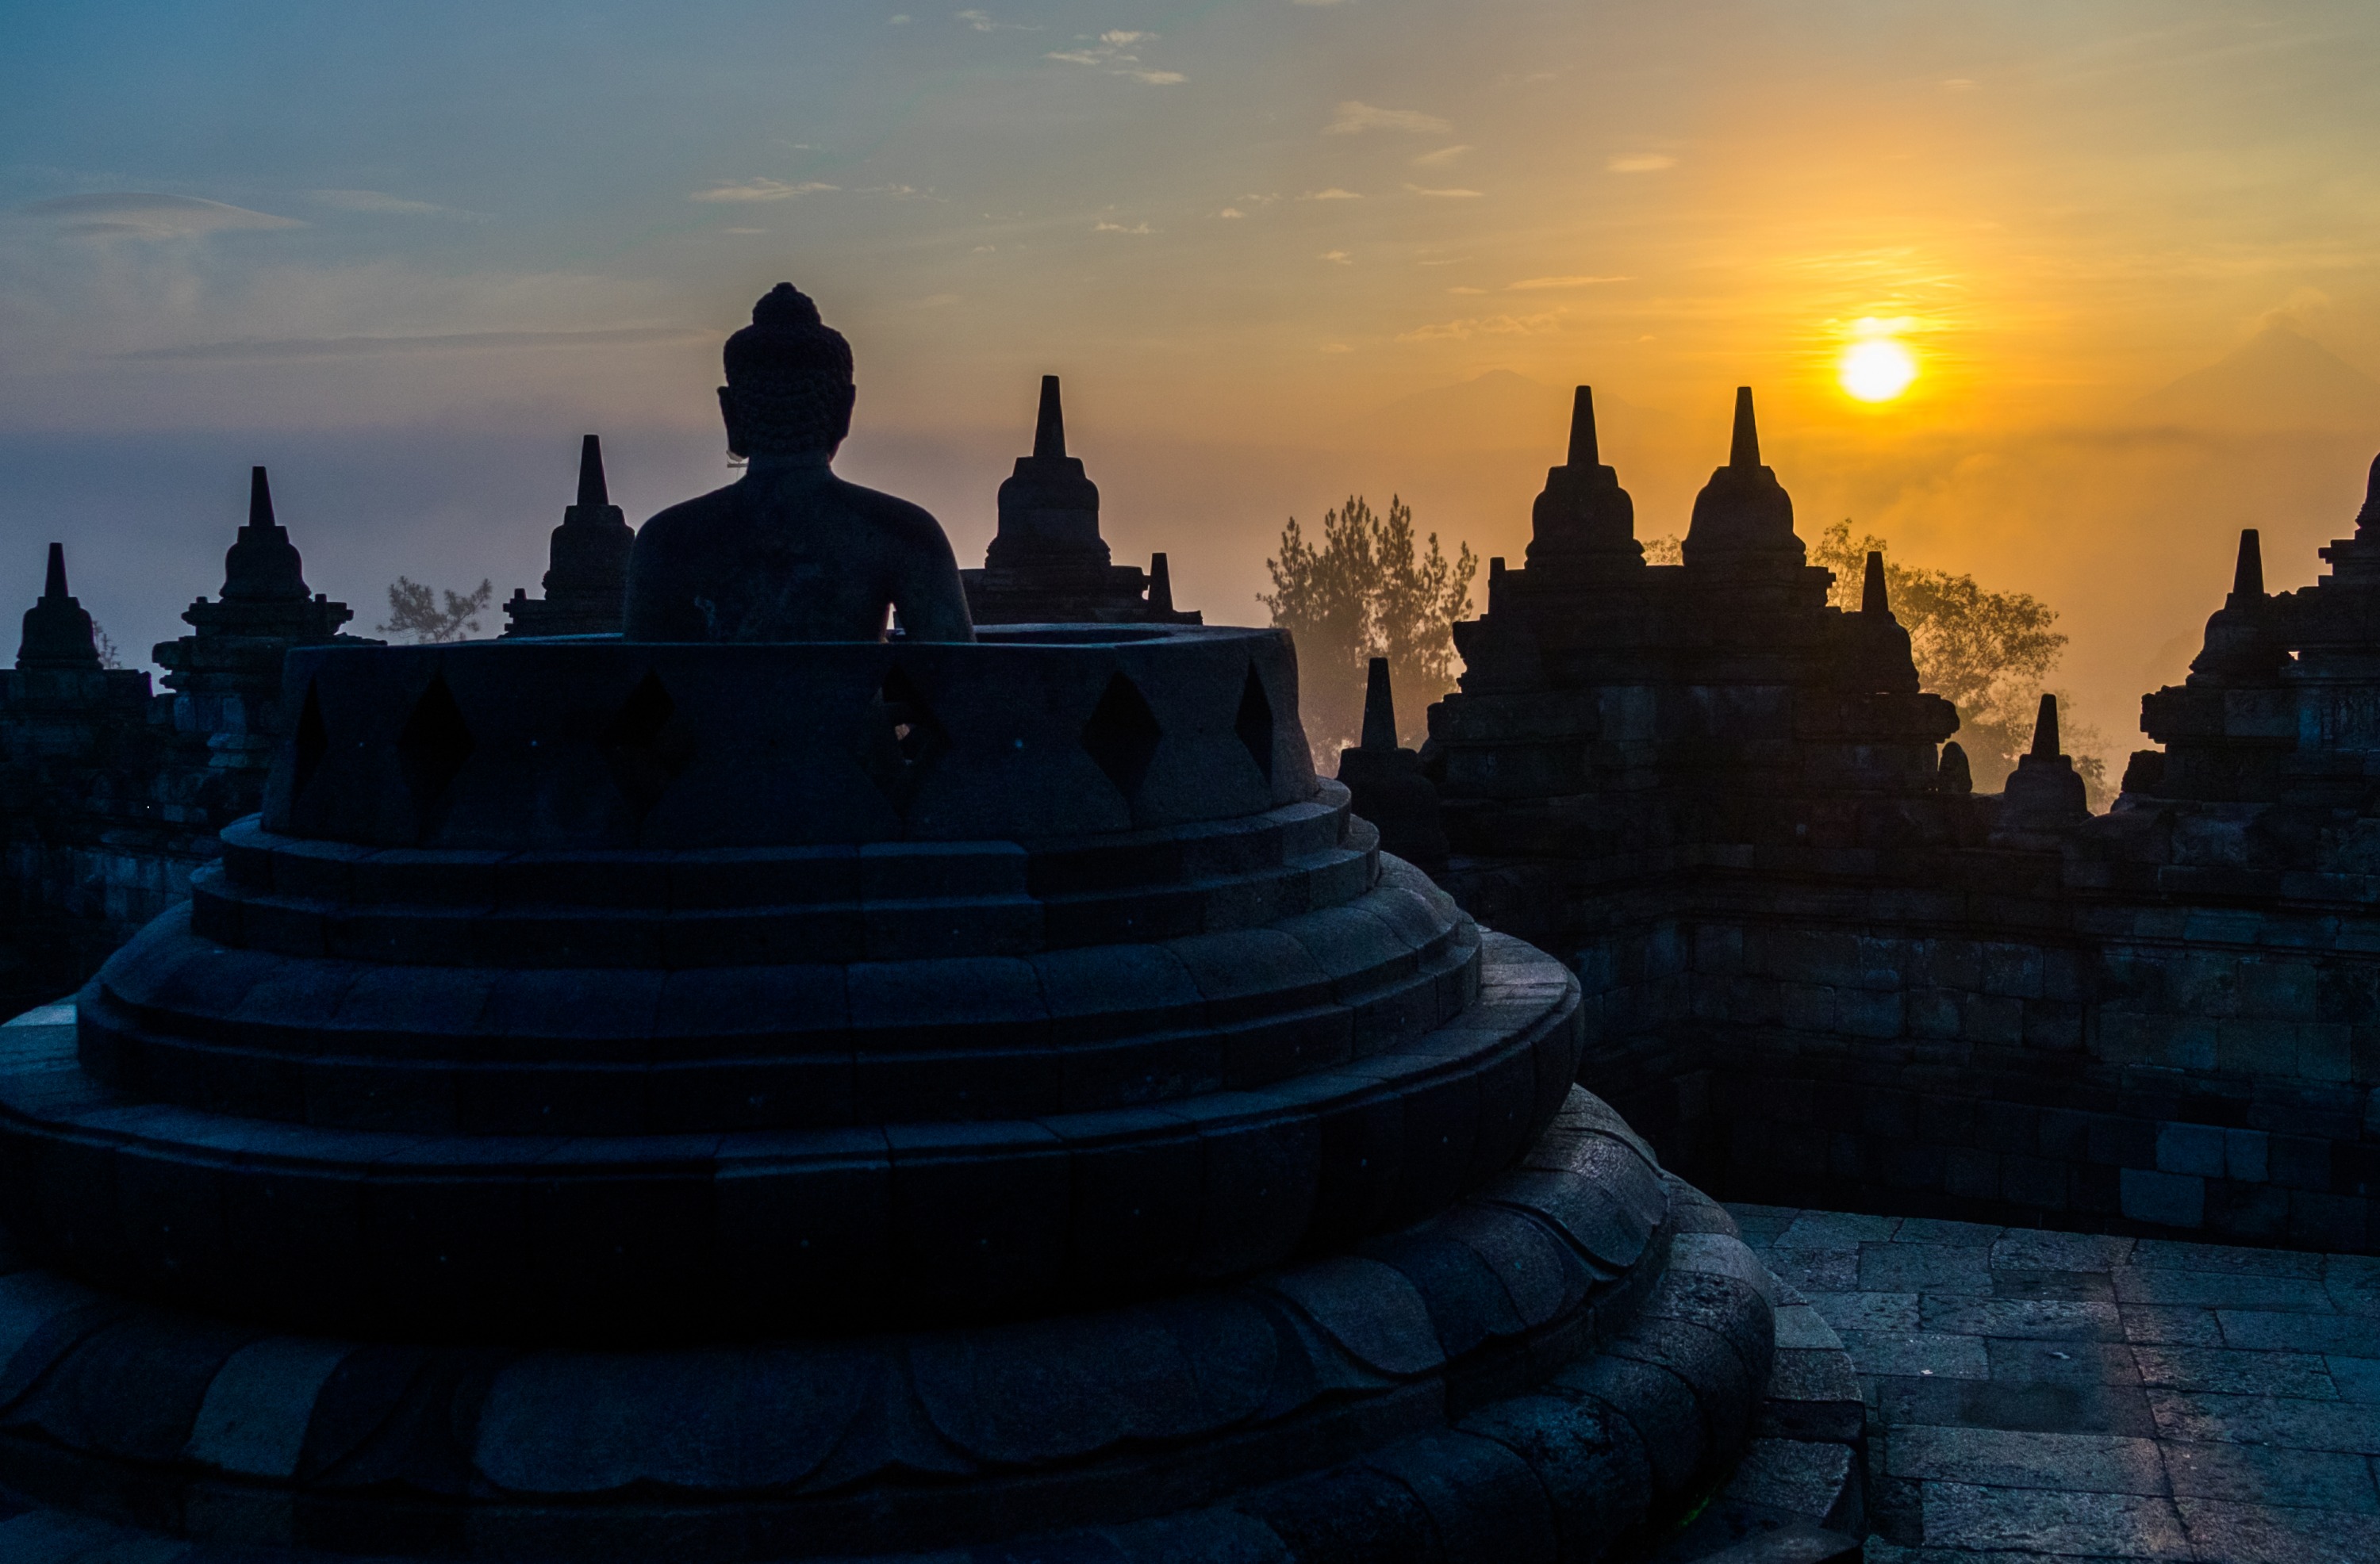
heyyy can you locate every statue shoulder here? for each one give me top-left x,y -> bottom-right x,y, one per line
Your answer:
826,475 -> 957,554
633,483 -> 743,555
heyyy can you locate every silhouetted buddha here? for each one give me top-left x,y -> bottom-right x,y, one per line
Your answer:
623,284 -> 975,642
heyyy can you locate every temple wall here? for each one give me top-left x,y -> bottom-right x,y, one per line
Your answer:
1552,884 -> 2380,1252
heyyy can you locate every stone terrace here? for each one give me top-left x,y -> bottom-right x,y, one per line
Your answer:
1732,1204 -> 2380,1562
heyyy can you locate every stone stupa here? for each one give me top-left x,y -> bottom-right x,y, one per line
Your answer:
503,435 -> 636,638
0,289 -> 1854,1562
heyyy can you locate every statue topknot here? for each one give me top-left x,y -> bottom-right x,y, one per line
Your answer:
720,283 -> 855,455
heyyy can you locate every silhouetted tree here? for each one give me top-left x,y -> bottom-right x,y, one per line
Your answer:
1261,495 -> 1476,755
379,577 -> 493,644
1810,520 -> 2105,803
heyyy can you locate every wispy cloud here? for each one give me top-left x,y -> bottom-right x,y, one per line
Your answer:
1094,219 -> 1154,234
309,189 -> 474,217
1218,208 -> 1246,218
954,9 -> 1033,31
1407,183 -> 1482,198
1448,286 -> 1487,295
1606,153 -> 1676,173
20,192 -> 302,240
1412,144 -> 1473,168
1047,29 -> 1184,83
1319,250 -> 1352,264
689,178 -> 837,203
1507,274 -> 1630,290
119,326 -> 708,361
1325,101 -> 1453,135
1396,311 -> 1562,342
1303,187 -> 1363,201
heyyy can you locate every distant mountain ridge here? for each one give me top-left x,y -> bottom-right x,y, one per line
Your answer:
2129,322 -> 2380,432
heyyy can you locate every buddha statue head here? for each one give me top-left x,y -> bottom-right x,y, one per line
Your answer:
717,283 -> 856,460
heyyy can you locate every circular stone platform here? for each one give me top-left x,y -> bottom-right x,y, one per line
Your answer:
0,627 -> 1787,1560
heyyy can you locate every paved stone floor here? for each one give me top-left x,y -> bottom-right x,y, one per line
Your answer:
1728,1205 -> 2380,1564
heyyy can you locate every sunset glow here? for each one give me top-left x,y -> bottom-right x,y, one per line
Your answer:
1839,338 -> 1919,403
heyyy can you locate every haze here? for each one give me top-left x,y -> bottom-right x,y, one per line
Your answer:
6,0 -> 2380,769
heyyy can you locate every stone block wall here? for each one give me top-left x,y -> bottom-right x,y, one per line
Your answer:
1559,884 -> 2380,1255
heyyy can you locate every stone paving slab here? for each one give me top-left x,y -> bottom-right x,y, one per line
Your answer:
1730,1205 -> 2380,1563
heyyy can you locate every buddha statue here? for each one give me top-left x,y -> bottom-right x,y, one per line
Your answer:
622,283 -> 975,642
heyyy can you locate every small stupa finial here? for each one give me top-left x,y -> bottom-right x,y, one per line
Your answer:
1148,552 -> 1175,615
1360,657 -> 1399,752
1937,741 -> 1973,794
576,435 -> 609,509
1566,385 -> 1599,469
42,542 -> 67,601
249,466 -> 278,531
2359,450 -> 2380,533
2231,528 -> 2263,600
2030,692 -> 2061,758
1033,374 -> 1066,461
1861,550 -> 1889,616
1729,386 -> 1760,469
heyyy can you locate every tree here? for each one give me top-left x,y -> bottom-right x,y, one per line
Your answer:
378,578 -> 494,644
1807,520 -> 2106,803
1261,495 -> 1477,757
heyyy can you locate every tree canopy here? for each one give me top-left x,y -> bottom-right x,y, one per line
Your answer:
1261,495 -> 1476,756
378,577 -> 493,644
1808,520 -> 2103,803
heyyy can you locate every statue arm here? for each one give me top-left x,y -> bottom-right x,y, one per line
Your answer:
620,530 -> 713,642
889,519 -> 977,643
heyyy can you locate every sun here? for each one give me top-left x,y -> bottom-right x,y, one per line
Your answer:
1839,335 -> 1918,402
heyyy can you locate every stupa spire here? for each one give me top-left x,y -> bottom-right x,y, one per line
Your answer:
1682,385 -> 1799,568
2355,450 -> 2380,535
17,541 -> 101,670
1148,552 -> 1175,617
1861,550 -> 1889,616
985,373 -> 1104,572
1360,657 -> 1399,752
1033,374 -> 1067,461
577,435 -> 609,509
2231,528 -> 2263,599
1729,386 -> 1760,468
2030,693 -> 2061,758
1522,383 -> 1639,570
1567,385 -> 1599,468
218,466 -> 312,604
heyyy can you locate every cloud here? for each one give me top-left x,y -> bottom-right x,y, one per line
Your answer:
1606,153 -> 1676,173
308,190 -> 441,215
118,325 -> 708,361
689,178 -> 837,202
1093,219 -> 1154,234
1046,29 -> 1181,82
1303,188 -> 1362,201
1407,184 -> 1482,198
889,13 -> 911,21
1448,286 -> 1486,295
1325,101 -> 1453,136
1219,208 -> 1246,219
1412,144 -> 1473,168
954,9 -> 1034,30
1319,250 -> 1352,264
1507,274 -> 1630,289
1396,311 -> 1561,342
20,192 -> 302,240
